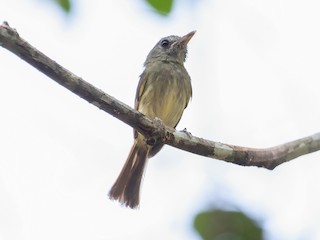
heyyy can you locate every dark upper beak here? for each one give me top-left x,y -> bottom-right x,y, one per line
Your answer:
177,31 -> 196,47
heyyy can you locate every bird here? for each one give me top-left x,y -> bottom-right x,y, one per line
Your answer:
108,31 -> 195,208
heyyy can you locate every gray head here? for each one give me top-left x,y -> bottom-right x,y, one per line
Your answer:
144,31 -> 196,66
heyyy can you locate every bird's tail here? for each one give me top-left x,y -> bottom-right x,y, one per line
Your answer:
108,140 -> 148,208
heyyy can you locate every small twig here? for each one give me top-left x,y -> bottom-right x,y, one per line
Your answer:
1,21 -> 319,170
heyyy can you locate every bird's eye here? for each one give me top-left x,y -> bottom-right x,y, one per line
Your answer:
160,39 -> 170,48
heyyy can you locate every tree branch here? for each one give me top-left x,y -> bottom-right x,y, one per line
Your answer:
1,21 -> 319,170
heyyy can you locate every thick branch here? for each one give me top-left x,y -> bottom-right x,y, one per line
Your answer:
1,22 -> 319,170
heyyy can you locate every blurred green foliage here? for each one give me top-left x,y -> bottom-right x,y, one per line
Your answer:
51,0 -> 174,15
146,0 -> 173,15
194,209 -> 263,240
51,0 -> 71,13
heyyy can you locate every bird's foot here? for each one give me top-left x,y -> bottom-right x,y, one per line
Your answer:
146,117 -> 166,146
181,128 -> 193,138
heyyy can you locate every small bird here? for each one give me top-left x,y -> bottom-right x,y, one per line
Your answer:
109,31 -> 195,208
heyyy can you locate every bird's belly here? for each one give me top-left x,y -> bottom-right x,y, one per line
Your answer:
138,85 -> 186,128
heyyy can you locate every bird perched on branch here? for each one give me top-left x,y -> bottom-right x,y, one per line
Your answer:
109,31 -> 195,208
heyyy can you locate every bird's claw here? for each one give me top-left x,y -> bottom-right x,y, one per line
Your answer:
181,128 -> 192,138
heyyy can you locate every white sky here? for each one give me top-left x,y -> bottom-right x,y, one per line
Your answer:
1,0 -> 320,239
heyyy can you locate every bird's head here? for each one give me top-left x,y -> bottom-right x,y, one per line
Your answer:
144,31 -> 196,65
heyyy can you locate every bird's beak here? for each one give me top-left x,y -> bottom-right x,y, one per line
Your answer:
178,31 -> 196,47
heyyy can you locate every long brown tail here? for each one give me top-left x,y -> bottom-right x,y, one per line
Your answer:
108,140 -> 148,208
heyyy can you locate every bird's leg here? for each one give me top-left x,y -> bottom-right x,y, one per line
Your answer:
146,117 -> 167,146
